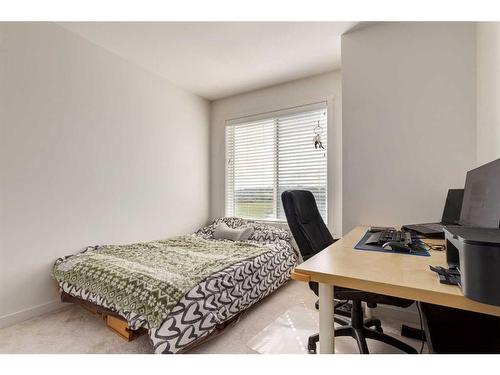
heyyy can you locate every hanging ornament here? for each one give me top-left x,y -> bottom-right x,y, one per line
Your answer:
313,120 -> 325,150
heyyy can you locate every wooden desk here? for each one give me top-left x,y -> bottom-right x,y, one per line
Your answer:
292,226 -> 500,354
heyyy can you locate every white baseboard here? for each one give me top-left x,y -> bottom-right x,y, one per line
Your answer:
0,300 -> 67,329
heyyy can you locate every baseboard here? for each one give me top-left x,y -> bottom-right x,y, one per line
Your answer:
0,299 -> 67,329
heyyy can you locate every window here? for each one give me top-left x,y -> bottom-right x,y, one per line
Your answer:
225,104 -> 327,222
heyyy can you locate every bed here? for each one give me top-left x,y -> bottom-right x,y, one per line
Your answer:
52,217 -> 298,354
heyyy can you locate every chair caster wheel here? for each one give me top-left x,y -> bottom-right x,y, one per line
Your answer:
375,325 -> 383,334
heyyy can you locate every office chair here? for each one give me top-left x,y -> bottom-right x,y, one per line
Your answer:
281,190 -> 418,354
419,302 -> 500,353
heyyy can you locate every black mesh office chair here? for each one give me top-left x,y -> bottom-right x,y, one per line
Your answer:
281,190 -> 418,354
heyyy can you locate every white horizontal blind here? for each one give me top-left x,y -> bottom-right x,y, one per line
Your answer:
226,106 -> 327,222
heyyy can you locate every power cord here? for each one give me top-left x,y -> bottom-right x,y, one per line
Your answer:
416,302 -> 425,354
421,241 -> 445,251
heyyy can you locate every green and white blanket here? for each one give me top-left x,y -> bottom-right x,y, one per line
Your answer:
52,235 -> 273,328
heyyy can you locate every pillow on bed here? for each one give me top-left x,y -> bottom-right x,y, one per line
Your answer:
248,223 -> 292,243
195,217 -> 248,238
195,217 -> 292,244
213,223 -> 254,241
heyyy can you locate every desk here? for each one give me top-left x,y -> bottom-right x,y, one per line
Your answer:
292,225 -> 500,354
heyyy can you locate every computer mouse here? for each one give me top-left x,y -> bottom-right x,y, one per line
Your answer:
382,241 -> 413,253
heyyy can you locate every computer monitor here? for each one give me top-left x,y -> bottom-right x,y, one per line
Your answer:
441,189 -> 464,225
459,158 -> 500,228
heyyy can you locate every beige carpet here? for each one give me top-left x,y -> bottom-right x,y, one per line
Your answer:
0,281 -> 425,354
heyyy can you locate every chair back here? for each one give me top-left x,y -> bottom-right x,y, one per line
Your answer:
281,190 -> 334,260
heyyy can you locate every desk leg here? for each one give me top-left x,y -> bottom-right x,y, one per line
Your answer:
319,282 -> 335,354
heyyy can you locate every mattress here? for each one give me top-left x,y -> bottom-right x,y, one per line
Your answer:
53,218 -> 298,353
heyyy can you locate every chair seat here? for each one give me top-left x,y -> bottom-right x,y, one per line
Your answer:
309,281 -> 413,308
334,286 -> 414,308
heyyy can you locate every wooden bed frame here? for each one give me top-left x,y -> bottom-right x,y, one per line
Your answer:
60,291 -> 242,352
61,292 -> 146,341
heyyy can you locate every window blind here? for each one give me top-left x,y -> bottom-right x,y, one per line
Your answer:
225,106 -> 327,222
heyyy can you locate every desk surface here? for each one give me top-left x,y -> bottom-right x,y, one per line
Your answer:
294,225 -> 500,317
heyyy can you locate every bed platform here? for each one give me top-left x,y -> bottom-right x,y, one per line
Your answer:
61,292 -> 146,341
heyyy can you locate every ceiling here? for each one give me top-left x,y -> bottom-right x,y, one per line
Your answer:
58,22 -> 358,100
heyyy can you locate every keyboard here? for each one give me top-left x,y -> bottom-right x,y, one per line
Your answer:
365,229 -> 412,246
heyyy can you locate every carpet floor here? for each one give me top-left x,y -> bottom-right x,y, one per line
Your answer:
0,281 -> 426,354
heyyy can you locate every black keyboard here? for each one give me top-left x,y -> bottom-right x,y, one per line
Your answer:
365,229 -> 412,246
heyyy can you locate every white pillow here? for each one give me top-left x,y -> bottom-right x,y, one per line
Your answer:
213,223 -> 254,241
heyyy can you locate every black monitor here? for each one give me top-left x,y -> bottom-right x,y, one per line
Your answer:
441,189 -> 464,225
459,158 -> 500,228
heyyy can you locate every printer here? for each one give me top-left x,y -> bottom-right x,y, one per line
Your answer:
444,226 -> 500,306
438,158 -> 500,306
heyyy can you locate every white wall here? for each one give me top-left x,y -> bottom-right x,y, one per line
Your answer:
0,23 -> 210,326
210,71 -> 343,237
476,22 -> 500,165
342,22 -> 477,233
